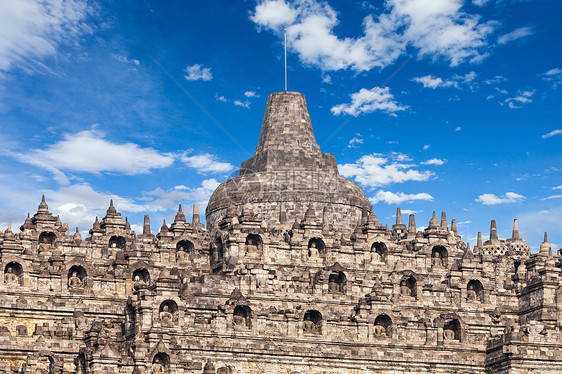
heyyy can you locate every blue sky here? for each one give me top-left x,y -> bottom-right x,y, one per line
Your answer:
0,0 -> 560,251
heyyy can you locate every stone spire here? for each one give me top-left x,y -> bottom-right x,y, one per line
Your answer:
73,227 -> 81,241
159,219 -> 169,234
539,232 -> 552,256
451,219 -> 457,234
174,204 -> 186,223
143,215 -> 151,236
366,207 -> 378,226
408,214 -> 416,233
512,219 -> 519,239
396,207 -> 403,225
489,220 -> 498,241
428,211 -> 439,229
477,232 -> 483,249
392,207 -> 407,233
106,199 -> 117,216
38,194 -> 49,213
440,211 -> 447,230
240,91 -> 337,174
192,204 -> 200,225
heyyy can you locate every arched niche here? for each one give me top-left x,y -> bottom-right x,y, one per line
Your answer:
159,300 -> 178,324
443,318 -> 461,341
374,314 -> 392,338
303,310 -> 322,334
328,271 -> 346,293
4,262 -> 23,285
133,268 -> 150,288
108,235 -> 126,250
467,280 -> 484,302
307,238 -> 325,258
38,232 -> 56,253
152,352 -> 169,374
431,245 -> 448,267
233,305 -> 252,328
244,234 -> 262,255
371,242 -> 388,262
68,265 -> 87,290
399,275 -> 417,298
176,240 -> 194,262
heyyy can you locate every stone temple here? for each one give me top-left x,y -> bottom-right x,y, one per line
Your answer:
0,91 -> 561,373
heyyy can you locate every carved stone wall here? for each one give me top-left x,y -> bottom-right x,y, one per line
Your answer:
0,91 -> 561,374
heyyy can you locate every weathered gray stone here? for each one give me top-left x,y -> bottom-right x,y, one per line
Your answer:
0,91 -> 560,374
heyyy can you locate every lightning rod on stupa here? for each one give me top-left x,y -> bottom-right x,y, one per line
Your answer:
284,28 -> 287,91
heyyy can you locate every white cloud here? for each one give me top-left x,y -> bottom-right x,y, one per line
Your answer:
413,75 -> 456,89
0,0 -> 92,72
400,209 -> 419,214
541,129 -> 562,139
475,192 -> 525,205
180,153 -> 234,174
251,0 -> 298,29
412,71 -> 477,89
348,136 -> 364,148
421,158 -> 447,165
370,190 -> 434,205
115,55 -> 140,65
542,129 -> 562,139
552,185 -> 562,190
497,26 -> 533,45
541,68 -> 562,88
422,145 -> 430,150
184,64 -> 213,81
41,182 -> 163,232
542,195 -> 562,201
504,89 -> 535,109
10,128 -> 175,184
244,91 -> 260,98
251,0 -> 496,72
331,86 -> 408,116
338,153 -> 434,188
234,100 -> 251,108
455,126 -> 462,131
144,179 -> 220,208
484,75 -> 507,85
472,0 -> 489,6
215,94 -> 228,102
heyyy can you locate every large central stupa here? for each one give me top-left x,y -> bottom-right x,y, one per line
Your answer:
206,91 -> 371,231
